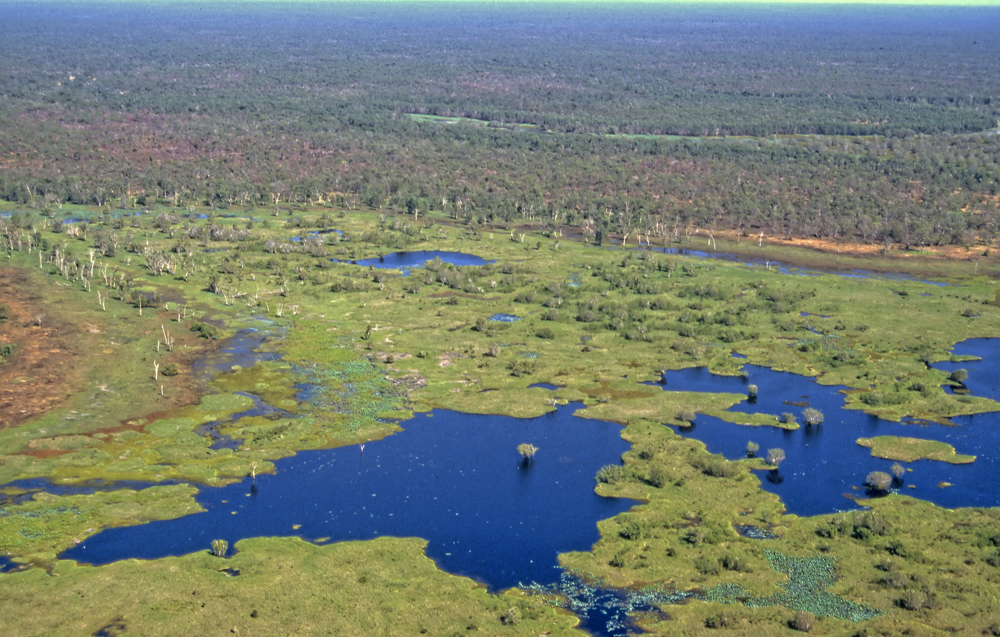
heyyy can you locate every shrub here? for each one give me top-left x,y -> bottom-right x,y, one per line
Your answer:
790,611 -> 816,632
619,520 -> 643,540
746,441 -> 759,457
779,412 -> 796,425
507,360 -> 535,377
160,363 -> 180,376
211,539 -> 228,557
704,612 -> 733,629
766,448 -> 786,467
474,317 -> 488,332
677,409 -> 696,423
721,554 -> 751,572
576,308 -> 599,323
190,322 -> 223,340
852,510 -> 890,539
950,369 -> 968,383
890,462 -> 905,479
516,443 -> 538,461
866,471 -> 892,491
802,408 -> 824,426
498,608 -> 521,626
746,384 -> 758,398
698,457 -> 738,478
535,327 -> 555,339
596,464 -> 627,484
695,556 -> 721,575
648,465 -> 668,488
0,303 -> 9,322
542,308 -> 560,321
0,343 -> 15,359
898,588 -> 933,611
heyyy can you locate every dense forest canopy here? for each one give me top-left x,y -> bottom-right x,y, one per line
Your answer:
1,1 -> 998,247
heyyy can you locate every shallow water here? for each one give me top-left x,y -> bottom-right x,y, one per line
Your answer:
647,246 -> 951,286
190,328 -> 282,375
62,404 -> 634,592
350,250 -> 494,270
656,340 -> 1000,515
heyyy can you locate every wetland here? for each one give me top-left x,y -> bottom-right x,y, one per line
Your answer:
2,2 -> 1000,634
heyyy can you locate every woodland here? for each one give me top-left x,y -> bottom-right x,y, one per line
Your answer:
0,2 -> 998,249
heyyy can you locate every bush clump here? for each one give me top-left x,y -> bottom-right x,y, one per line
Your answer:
498,607 -> 521,626
190,321 -> 223,340
160,363 -> 181,376
596,464 -> 628,484
866,471 -> 892,492
790,610 -> 816,632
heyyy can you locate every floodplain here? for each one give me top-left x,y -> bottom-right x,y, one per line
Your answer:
1,204 -> 999,635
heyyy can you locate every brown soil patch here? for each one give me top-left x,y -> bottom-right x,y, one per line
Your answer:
0,268 -> 84,428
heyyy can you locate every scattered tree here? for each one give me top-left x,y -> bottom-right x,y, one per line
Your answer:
517,443 -> 538,461
211,539 -> 228,557
746,441 -> 759,457
802,408 -> 824,426
766,448 -> 786,467
866,471 -> 893,492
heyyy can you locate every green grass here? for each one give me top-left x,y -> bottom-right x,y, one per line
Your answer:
857,436 -> 976,464
3,205 -> 1000,633
0,536 -> 584,636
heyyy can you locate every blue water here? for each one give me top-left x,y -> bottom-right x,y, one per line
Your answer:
0,556 -> 24,573
656,340 -> 1000,515
62,404 -> 634,592
489,313 -> 521,322
190,328 -> 282,375
291,228 -> 342,242
352,250 -> 494,269
648,247 -> 950,286
930,338 -> 1000,401
194,391 -> 296,450
528,383 -> 562,390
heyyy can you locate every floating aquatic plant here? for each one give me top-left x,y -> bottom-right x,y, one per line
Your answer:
295,360 -> 403,432
700,549 -> 883,622
522,571 -> 687,636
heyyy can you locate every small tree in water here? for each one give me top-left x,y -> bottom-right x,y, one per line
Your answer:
802,408 -> 824,426
746,441 -> 760,458
866,471 -> 892,492
211,539 -> 228,557
517,443 -> 538,462
766,448 -> 785,467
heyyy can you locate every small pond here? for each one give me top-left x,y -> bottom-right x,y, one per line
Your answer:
62,403 -> 635,593
655,338 -> 1000,515
342,250 -> 494,272
291,228 -> 342,242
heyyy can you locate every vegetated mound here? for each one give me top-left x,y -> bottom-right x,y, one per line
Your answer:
856,436 -> 976,464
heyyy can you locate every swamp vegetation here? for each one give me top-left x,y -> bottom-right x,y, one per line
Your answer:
1,2 -> 1000,635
